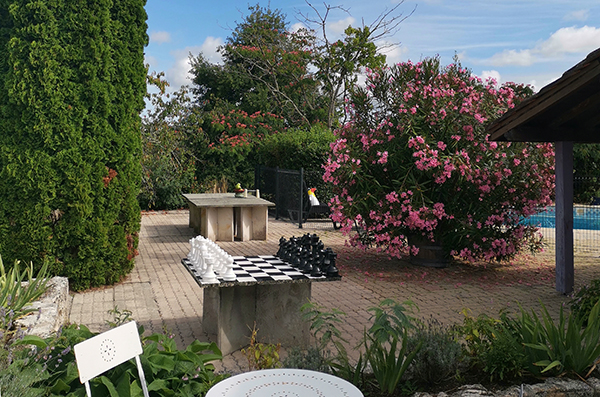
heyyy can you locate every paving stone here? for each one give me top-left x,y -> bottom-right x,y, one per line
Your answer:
68,209 -> 600,375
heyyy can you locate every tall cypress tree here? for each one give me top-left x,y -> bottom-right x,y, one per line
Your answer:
0,0 -> 148,290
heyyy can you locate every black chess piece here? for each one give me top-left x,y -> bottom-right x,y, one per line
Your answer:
310,251 -> 323,277
291,246 -> 303,268
299,248 -> 312,273
277,237 -> 287,258
325,248 -> 340,278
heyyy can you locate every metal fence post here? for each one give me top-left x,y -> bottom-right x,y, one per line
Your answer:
275,166 -> 280,220
299,168 -> 304,229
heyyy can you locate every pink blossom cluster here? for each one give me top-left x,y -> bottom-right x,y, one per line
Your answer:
324,58 -> 555,263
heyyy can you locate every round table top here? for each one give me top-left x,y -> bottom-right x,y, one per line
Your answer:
205,368 -> 364,397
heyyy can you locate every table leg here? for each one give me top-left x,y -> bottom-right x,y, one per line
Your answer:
236,207 -> 252,241
203,286 -> 257,356
255,283 -> 310,347
201,207 -> 234,241
203,283 -> 311,356
251,206 -> 268,240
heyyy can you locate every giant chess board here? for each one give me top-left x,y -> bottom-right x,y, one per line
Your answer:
182,255 -> 340,286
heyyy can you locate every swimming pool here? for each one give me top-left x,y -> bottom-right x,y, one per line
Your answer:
521,205 -> 600,230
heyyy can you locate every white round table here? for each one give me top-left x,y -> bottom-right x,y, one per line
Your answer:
206,368 -> 364,397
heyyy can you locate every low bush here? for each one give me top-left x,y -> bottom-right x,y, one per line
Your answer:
570,279 -> 600,326
0,322 -> 226,396
515,301 -> 600,378
0,256 -> 49,346
405,317 -> 464,385
301,299 -> 422,395
458,308 -> 527,382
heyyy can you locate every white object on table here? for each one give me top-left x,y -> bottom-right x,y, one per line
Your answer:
206,368 -> 364,397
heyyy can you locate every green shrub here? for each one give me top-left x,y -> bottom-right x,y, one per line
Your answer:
1,323 -> 226,396
282,346 -> 330,373
0,256 -> 49,345
406,317 -> 464,385
364,299 -> 421,395
140,77 -> 199,210
193,109 -> 286,191
458,309 -> 525,382
0,0 -> 147,290
301,301 -> 366,387
570,279 -> 600,326
302,299 -> 421,395
515,301 -> 600,378
257,124 -> 336,200
241,323 -> 282,370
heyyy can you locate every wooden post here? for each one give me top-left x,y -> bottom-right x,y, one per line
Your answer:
555,141 -> 574,294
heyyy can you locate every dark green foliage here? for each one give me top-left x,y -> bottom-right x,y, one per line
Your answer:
515,301 -> 600,378
257,124 -> 335,171
256,124 -> 336,200
573,143 -> 600,204
192,108 -> 287,191
282,346 -> 330,373
458,309 -> 525,382
140,75 -> 199,210
570,279 -> 600,326
405,317 -> 464,385
1,323 -> 226,396
0,0 -> 148,290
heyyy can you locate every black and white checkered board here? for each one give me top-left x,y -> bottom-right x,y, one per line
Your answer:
182,255 -> 334,285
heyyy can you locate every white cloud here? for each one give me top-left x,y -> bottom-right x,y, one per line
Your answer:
150,31 -> 171,44
487,49 -> 536,66
480,70 -> 501,86
290,22 -> 307,33
485,25 -> 600,67
200,36 -> 224,64
144,54 -> 158,69
564,9 -> 589,22
329,16 -> 355,36
166,37 -> 224,91
380,42 -> 409,66
537,25 -> 600,56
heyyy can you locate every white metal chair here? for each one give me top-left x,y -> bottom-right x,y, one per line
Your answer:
74,321 -> 150,397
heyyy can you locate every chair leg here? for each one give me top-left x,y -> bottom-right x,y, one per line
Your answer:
136,355 -> 150,397
85,381 -> 92,397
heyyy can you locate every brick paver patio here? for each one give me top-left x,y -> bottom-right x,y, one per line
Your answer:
69,209 -> 599,374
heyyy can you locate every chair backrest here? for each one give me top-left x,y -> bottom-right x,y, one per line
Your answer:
74,321 -> 149,397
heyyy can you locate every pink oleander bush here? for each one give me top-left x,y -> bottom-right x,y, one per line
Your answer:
324,57 -> 555,262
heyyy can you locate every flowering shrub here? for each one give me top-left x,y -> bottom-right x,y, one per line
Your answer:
195,109 -> 286,190
324,58 -> 554,262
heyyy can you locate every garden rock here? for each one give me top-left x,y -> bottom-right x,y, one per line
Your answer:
414,378 -> 600,397
16,276 -> 70,338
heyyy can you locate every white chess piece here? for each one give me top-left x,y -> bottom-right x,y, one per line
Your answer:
201,250 -> 219,284
221,256 -> 236,281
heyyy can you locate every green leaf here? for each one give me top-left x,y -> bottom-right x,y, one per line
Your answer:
100,375 -> 121,397
13,335 -> 48,348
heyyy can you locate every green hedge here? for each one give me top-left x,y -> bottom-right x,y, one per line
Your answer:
0,0 -> 148,290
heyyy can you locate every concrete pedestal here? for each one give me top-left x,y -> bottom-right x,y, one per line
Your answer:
203,283 -> 311,355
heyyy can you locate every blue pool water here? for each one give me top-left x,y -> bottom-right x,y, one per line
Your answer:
521,206 -> 600,230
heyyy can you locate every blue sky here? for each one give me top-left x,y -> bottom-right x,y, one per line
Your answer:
145,0 -> 600,92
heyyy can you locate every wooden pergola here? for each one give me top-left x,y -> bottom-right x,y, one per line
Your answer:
487,47 -> 600,294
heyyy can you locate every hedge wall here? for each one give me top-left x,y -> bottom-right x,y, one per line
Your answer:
0,0 -> 148,290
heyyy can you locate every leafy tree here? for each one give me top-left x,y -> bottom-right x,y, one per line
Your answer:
192,108 -> 287,191
191,4 -> 322,128
0,0 -> 147,290
140,73 -> 199,210
302,2 -> 412,127
190,2 -> 411,128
